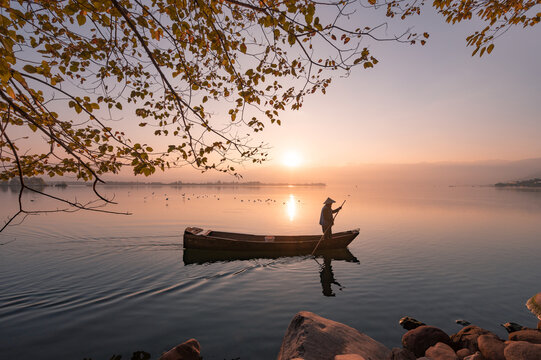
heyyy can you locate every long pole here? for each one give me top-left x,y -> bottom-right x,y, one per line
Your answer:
311,200 -> 346,256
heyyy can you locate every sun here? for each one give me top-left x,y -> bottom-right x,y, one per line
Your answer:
282,151 -> 302,168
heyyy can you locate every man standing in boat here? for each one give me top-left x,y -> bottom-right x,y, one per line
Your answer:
320,197 -> 342,241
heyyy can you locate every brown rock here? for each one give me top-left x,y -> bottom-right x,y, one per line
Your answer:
508,329 -> 541,344
425,342 -> 458,360
399,316 -> 426,330
501,322 -> 526,333
277,311 -> 391,360
159,339 -> 201,360
504,341 -> 541,360
463,351 -> 485,360
456,348 -> 472,360
450,325 -> 494,353
334,355 -> 366,360
402,325 -> 451,357
477,334 -> 505,360
385,347 -> 415,360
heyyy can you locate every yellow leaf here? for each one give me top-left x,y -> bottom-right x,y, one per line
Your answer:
288,34 -> 296,46
23,64 -> 37,73
6,86 -> 15,99
77,13 -> 86,26
11,71 -> 27,86
480,47 -> 486,57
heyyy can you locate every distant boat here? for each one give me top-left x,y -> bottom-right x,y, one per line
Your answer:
183,227 -> 360,251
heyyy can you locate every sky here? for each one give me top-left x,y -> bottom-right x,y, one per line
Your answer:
262,8 -> 541,166
155,5 -> 541,183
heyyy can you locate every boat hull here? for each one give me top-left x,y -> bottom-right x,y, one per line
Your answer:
183,227 -> 359,251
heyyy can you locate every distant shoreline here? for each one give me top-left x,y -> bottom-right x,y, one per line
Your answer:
495,178 -> 541,188
0,180 -> 326,188
95,181 -> 326,187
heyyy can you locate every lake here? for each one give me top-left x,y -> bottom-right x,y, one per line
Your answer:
1,184 -> 540,359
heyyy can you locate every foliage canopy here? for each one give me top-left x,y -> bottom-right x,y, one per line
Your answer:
0,0 -> 408,184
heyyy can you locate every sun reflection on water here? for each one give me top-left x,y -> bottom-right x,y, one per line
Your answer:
286,194 -> 297,221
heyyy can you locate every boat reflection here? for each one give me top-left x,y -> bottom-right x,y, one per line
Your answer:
182,248 -> 359,297
183,247 -> 358,264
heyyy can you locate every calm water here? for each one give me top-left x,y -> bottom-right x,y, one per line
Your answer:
1,184 -> 540,359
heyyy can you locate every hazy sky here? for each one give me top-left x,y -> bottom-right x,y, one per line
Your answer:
259,7 -> 541,170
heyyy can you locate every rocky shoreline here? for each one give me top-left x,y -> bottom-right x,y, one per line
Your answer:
159,311 -> 541,360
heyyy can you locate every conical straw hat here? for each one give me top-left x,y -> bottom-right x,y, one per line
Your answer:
526,292 -> 541,320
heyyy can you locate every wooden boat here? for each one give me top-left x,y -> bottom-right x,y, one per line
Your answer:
183,227 -> 360,251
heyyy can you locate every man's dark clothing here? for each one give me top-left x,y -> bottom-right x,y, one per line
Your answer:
319,204 -> 339,240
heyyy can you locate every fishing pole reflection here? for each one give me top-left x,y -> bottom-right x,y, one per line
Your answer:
182,248 -> 359,297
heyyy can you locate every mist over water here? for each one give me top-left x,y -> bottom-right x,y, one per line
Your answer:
1,184 -> 540,359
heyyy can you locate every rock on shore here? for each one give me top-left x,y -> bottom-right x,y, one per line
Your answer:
277,311 -> 391,360
276,312 -> 541,360
159,312 -> 541,360
402,325 -> 451,357
159,339 -> 201,360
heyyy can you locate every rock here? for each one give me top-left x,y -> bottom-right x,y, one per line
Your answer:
456,348 -> 472,360
386,348 -> 415,360
159,339 -> 201,360
462,351 -> 485,360
504,341 -> 541,360
334,355 -> 367,360
538,320 -> 541,330
526,292 -> 541,320
399,316 -> 426,330
456,320 -> 471,327
450,325 -> 494,353
401,325 -> 451,357
508,329 -> 541,344
501,322 -> 526,333
425,342 -> 459,360
277,311 -> 391,360
477,334 -> 505,360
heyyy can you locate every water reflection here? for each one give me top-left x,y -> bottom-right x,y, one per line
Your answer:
319,257 -> 343,297
286,194 -> 297,221
182,248 -> 359,297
